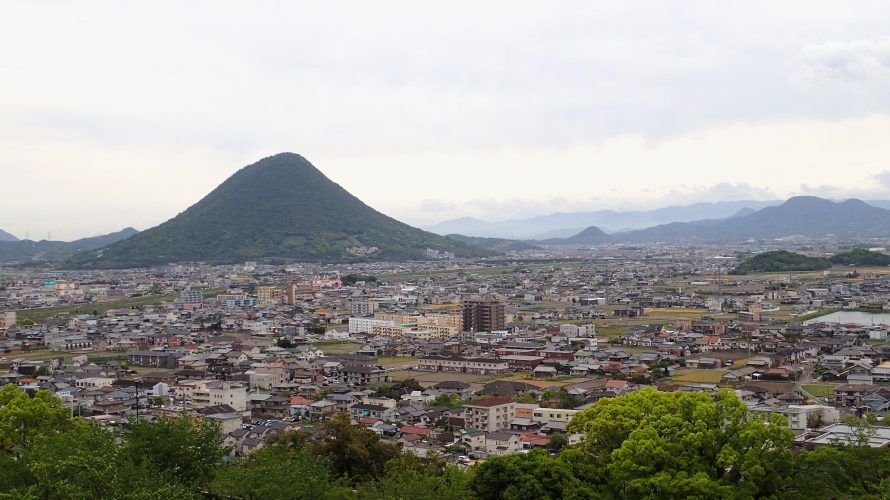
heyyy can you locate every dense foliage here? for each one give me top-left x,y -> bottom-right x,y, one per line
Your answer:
339,274 -> 378,285
729,250 -> 830,274
65,153 -> 491,268
445,234 -> 541,252
3,384 -> 890,499
829,248 -> 890,266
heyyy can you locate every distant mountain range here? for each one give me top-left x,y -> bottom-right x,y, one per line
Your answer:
427,200 -> 784,238
64,153 -> 490,268
0,229 -> 18,242
0,228 -> 138,264
530,196 -> 890,246
429,199 -> 890,240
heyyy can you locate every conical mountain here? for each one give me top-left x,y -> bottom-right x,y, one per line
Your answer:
536,225 -> 611,246
66,153 -> 490,268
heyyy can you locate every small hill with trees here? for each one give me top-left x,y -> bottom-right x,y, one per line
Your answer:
829,248 -> 890,266
729,250 -> 829,274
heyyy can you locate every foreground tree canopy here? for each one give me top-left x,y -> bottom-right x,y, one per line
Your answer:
1,383 -> 888,499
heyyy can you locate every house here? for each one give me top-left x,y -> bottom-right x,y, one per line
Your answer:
433,380 -> 473,399
485,431 -> 522,456
533,365 -> 558,379
337,365 -> 389,386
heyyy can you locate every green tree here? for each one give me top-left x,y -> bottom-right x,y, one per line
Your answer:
121,415 -> 227,487
210,444 -> 334,499
353,452 -> 471,500
0,384 -> 71,455
470,449 -> 599,499
568,387 -> 794,498
317,413 -> 399,482
428,393 -> 464,408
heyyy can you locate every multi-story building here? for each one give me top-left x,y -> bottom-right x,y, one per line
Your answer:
209,382 -> 248,411
464,397 -> 516,432
176,289 -> 203,307
128,350 -> 183,368
348,317 -> 396,334
461,297 -> 505,332
256,286 -> 283,307
351,301 -> 377,317
417,355 -> 509,375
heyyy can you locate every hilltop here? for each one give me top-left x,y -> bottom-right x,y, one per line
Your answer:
65,153 -> 490,268
537,226 -> 612,246
0,229 -> 17,242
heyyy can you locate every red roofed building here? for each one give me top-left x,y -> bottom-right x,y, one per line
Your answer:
519,433 -> 551,448
399,425 -> 433,437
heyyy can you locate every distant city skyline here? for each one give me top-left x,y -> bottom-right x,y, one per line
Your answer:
3,2 -> 890,240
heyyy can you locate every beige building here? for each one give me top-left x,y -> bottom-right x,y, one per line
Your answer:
533,407 -> 579,425
256,286 -> 283,307
464,398 -> 516,432
418,356 -> 509,375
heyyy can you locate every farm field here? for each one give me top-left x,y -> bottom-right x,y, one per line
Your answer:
668,369 -> 725,384
377,356 -> 417,366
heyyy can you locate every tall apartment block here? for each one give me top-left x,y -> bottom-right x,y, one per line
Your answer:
461,296 -> 505,332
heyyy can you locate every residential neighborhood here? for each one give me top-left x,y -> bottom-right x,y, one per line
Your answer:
3,246 -> 890,463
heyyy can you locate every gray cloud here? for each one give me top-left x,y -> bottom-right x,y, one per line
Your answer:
875,170 -> 890,189
799,37 -> 890,83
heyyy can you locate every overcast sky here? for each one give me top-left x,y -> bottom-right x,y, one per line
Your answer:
3,1 -> 890,240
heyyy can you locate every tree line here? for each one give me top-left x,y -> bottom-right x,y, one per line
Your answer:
1,384 -> 888,499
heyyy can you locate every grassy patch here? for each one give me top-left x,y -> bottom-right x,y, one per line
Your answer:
312,342 -> 357,354
377,356 -> 417,366
596,326 -> 632,337
644,308 -> 707,319
668,369 -> 726,384
802,384 -> 835,397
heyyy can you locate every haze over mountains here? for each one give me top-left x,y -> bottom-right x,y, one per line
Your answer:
427,200 -> 784,239
6,154 -> 890,268
531,196 -> 890,246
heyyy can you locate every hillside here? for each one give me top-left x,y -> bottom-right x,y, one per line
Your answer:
65,153 -> 491,268
0,229 -> 17,242
829,248 -> 890,266
729,250 -> 829,275
538,226 -> 612,246
618,196 -> 890,242
0,228 -> 138,264
445,234 -> 540,252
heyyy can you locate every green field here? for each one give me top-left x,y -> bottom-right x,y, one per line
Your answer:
596,326 -> 632,337
802,384 -> 835,397
668,369 -> 726,384
15,288 -> 225,323
312,342 -> 358,355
